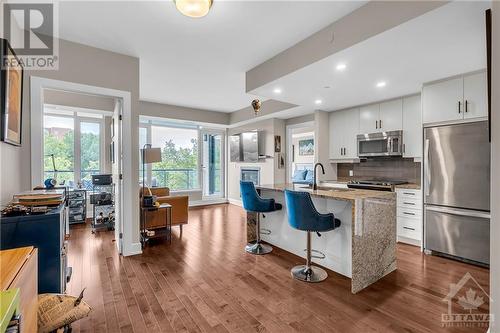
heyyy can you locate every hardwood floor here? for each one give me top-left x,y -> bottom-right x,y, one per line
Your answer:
67,204 -> 489,333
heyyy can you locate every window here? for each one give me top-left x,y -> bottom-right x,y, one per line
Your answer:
80,122 -> 101,181
150,126 -> 199,190
43,107 -> 104,187
139,119 -> 225,197
43,115 -> 75,183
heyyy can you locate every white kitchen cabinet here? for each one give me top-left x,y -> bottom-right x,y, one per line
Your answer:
329,111 -> 343,160
402,95 -> 422,158
463,71 -> 488,119
379,99 -> 402,132
396,188 -> 422,246
423,71 -> 487,124
359,103 -> 379,134
329,108 -> 359,160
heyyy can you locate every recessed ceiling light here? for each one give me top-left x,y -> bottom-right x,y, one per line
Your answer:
336,63 -> 347,71
315,99 -> 322,105
273,88 -> 282,94
376,81 -> 387,88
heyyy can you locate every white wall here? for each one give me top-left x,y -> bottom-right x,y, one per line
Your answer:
227,118 -> 278,201
490,3 -> 499,332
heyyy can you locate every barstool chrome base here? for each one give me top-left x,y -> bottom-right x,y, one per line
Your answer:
291,265 -> 328,283
245,242 -> 273,255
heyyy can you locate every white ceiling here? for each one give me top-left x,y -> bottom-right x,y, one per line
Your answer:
251,1 -> 491,113
57,1 -> 366,112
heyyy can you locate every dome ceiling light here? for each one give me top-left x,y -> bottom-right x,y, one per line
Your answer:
174,0 -> 213,18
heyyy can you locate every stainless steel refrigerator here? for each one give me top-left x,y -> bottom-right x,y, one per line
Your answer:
424,121 -> 491,265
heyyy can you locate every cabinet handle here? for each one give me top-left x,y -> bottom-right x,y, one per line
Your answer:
403,202 -> 415,205
403,192 -> 415,195
403,226 -> 416,231
379,120 -> 382,129
458,101 -> 462,113
465,100 -> 469,113
340,148 -> 343,156
403,144 -> 406,154
403,212 -> 416,216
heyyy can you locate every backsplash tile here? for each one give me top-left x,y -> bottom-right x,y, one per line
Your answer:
337,158 -> 421,184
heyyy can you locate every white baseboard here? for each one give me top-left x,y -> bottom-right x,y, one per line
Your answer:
123,242 -> 142,257
397,236 -> 421,247
228,198 -> 242,207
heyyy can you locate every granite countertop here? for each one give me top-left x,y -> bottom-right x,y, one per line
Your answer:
257,183 -> 395,203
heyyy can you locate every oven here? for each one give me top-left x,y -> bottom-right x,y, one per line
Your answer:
357,130 -> 403,158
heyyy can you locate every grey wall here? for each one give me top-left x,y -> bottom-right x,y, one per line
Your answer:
44,89 -> 116,112
490,2 -> 499,332
140,100 -> 230,125
0,33 -> 142,243
285,114 -> 314,126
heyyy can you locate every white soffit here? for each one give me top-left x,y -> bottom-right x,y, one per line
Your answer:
251,1 -> 490,112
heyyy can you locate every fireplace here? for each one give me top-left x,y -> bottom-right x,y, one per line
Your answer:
241,167 -> 260,185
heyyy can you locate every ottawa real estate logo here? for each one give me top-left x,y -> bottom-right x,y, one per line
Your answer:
442,272 -> 492,328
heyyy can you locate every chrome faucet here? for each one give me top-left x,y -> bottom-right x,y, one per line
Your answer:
313,162 -> 325,190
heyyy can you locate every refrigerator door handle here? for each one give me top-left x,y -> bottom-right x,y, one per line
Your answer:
424,139 -> 431,196
426,205 -> 491,219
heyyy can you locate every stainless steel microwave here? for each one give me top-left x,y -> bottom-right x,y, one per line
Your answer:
357,130 -> 403,158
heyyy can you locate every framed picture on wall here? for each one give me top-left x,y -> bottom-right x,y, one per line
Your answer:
298,139 -> 314,156
274,135 -> 281,153
1,38 -> 24,146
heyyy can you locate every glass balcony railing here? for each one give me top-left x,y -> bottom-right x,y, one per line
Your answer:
149,168 -> 199,190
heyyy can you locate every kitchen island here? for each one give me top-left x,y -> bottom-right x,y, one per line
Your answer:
247,183 -> 397,293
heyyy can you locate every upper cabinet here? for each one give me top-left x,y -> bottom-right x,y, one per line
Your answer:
359,104 -> 379,134
423,71 -> 487,124
463,72 -> 488,119
359,99 -> 402,133
402,95 -> 422,159
379,99 -> 403,132
329,108 -> 359,160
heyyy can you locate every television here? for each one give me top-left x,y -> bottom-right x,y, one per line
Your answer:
229,131 -> 263,162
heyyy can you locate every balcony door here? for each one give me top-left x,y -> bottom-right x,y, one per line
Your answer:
201,130 -> 224,199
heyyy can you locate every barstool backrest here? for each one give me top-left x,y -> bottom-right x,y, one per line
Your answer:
284,190 -> 337,232
240,181 -> 276,213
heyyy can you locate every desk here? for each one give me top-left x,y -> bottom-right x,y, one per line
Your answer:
0,247 -> 38,333
140,203 -> 172,247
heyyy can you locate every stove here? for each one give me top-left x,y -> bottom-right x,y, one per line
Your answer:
347,179 -> 408,192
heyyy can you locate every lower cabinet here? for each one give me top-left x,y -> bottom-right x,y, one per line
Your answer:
396,188 -> 422,246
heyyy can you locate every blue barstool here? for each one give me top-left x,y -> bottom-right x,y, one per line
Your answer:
284,190 -> 341,282
240,181 -> 282,255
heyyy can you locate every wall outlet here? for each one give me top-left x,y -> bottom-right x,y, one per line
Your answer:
349,170 -> 354,177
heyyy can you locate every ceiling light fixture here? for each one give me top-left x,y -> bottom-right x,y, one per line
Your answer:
315,99 -> 322,105
336,63 -> 347,71
251,99 -> 261,116
273,88 -> 282,94
174,0 -> 213,18
376,81 -> 387,88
